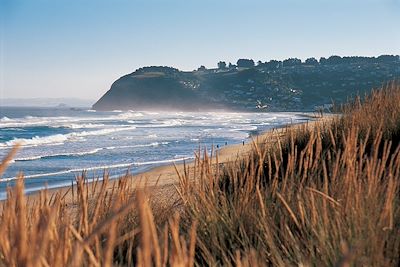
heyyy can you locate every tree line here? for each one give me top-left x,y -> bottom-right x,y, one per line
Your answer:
213,55 -> 399,70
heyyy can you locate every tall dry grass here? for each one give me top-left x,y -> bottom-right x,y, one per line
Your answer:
176,82 -> 400,266
0,82 -> 399,266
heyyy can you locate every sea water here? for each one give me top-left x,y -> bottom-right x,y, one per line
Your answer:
0,107 -> 311,198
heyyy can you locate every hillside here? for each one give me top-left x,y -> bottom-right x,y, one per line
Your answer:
93,55 -> 400,111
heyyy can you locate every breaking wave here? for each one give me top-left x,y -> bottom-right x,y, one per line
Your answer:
1,156 -> 193,182
12,142 -> 171,162
0,126 -> 137,148
14,148 -> 103,162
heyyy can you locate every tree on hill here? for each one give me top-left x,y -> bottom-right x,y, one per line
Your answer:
326,55 -> 342,65
265,60 -> 282,69
305,57 -> 319,65
197,65 -> 207,71
217,61 -> 227,69
377,55 -> 400,63
136,66 -> 179,74
282,58 -> 302,67
237,59 -> 255,68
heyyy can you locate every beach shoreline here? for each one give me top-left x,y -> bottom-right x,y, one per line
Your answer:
0,110 -> 317,192
17,114 -> 332,205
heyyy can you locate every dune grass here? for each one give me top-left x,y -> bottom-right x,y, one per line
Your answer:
0,82 -> 399,266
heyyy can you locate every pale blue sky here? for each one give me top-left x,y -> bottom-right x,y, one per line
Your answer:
1,0 -> 399,100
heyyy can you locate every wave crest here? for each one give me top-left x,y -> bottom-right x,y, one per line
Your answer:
0,126 -> 137,148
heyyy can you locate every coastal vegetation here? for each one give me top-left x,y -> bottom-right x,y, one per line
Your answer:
0,82 -> 400,266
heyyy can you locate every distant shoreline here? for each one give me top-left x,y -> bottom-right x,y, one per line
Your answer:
0,98 -> 95,108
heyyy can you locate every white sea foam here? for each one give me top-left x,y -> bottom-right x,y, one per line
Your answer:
229,126 -> 258,132
51,123 -> 106,129
163,119 -> 184,126
1,156 -> 192,181
0,117 -> 12,122
0,163 -> 134,181
14,155 -> 44,161
15,148 -> 103,162
1,134 -> 69,148
0,170 -> 74,181
136,119 -> 186,128
12,141 -> 170,161
0,113 -> 127,128
134,156 -> 194,166
71,126 -> 136,138
104,142 -> 169,150
4,128 -> 27,131
0,119 -> 51,128
0,126 -> 137,148
117,111 -> 144,119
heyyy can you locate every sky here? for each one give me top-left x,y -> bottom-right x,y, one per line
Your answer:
1,0 -> 399,101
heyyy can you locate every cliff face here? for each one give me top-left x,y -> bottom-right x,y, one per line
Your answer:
93,67 -> 225,111
93,57 -> 400,112
95,74 -> 189,110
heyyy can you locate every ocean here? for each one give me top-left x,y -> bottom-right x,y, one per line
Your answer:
0,107 -> 310,198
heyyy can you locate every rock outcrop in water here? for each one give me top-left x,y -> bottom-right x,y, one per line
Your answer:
93,55 -> 400,111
